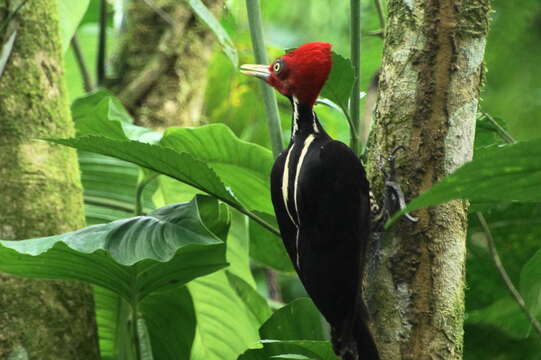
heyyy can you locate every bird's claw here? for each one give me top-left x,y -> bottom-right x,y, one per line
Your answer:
385,180 -> 418,223
382,146 -> 418,224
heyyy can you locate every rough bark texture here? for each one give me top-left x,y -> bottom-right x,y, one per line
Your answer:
0,1 -> 99,358
111,0 -> 223,130
365,0 -> 490,359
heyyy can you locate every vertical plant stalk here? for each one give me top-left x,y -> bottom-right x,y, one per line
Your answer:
131,302 -> 143,360
350,0 -> 362,154
476,112 -> 541,338
72,35 -> 95,93
245,0 -> 284,157
476,212 -> 541,339
135,172 -> 158,216
245,0 -> 284,303
97,0 -> 107,86
374,0 -> 385,31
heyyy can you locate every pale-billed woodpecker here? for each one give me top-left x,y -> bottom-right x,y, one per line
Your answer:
241,42 -> 380,360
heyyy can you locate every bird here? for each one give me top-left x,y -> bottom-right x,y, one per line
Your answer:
241,42 -> 380,360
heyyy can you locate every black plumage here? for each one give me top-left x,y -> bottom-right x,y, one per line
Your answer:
270,100 -> 378,360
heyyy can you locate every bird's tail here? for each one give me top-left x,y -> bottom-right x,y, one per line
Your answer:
331,312 -> 380,360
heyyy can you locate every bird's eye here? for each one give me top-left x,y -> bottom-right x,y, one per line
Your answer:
273,60 -> 283,74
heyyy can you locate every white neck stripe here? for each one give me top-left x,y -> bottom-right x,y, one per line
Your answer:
293,134 -> 316,220
281,144 -> 298,226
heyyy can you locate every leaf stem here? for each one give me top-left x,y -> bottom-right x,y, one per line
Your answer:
374,0 -> 386,32
97,0 -> 107,86
350,0 -> 362,155
131,302 -> 143,360
245,0 -> 284,158
0,0 -> 29,35
84,197 -> 135,214
135,173 -> 159,216
482,112 -> 517,145
476,212 -> 541,339
71,35 -> 95,93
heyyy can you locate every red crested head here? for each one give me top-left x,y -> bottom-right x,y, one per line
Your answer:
241,42 -> 332,106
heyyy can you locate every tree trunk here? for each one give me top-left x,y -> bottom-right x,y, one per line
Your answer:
365,1 -> 490,359
111,0 -> 223,130
0,1 -> 99,358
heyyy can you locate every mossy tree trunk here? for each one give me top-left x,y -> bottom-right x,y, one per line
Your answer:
0,1 -> 99,358
111,0 -> 223,130
365,1 -> 490,359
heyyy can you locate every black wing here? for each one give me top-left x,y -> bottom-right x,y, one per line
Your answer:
270,147 -> 300,272
295,139 -> 370,326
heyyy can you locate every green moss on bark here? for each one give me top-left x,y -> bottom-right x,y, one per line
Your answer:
111,0 -> 224,129
365,0 -> 490,359
0,1 -> 99,358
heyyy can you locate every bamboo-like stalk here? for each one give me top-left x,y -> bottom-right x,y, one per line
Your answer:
245,0 -> 284,157
350,0 -> 362,154
97,0 -> 107,86
71,35 -> 95,93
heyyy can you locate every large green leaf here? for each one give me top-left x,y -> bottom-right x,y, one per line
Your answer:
57,0 -> 90,52
466,297 -> 531,339
227,272 -> 273,328
239,299 -> 336,360
466,203 -> 541,311
95,286 -> 134,360
160,125 -> 274,215
80,151 -> 157,223
151,178 -> 263,360
140,287 -> 196,360
51,132 -> 276,224
66,92 -> 276,220
72,90 -> 162,143
320,52 -> 354,119
389,138 -> 541,225
0,196 -> 227,302
520,248 -> 541,330
464,324 -> 541,360
53,135 -> 242,206
249,214 -> 293,272
239,340 -> 339,360
259,298 -> 326,341
185,0 -> 238,67
188,271 -> 262,360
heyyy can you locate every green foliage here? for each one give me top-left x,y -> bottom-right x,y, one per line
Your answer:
0,196 -> 227,300
320,52 -> 355,126
249,215 -> 293,272
239,298 -> 338,360
185,0 -> 238,67
57,0 -> 90,52
520,249 -> 541,330
388,138 -> 541,226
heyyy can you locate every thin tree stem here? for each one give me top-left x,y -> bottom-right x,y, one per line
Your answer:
135,173 -> 158,216
131,302 -> 142,360
374,0 -> 385,32
71,35 -> 95,93
245,0 -> 284,158
476,212 -> 541,339
0,0 -> 29,35
265,268 -> 282,302
97,0 -> 107,86
350,0 -> 362,154
482,112 -> 517,145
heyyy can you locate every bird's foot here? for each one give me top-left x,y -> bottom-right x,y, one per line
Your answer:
372,146 -> 417,231
384,146 -> 418,223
